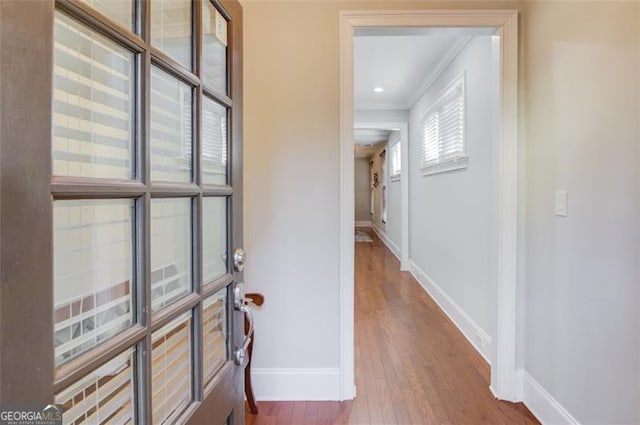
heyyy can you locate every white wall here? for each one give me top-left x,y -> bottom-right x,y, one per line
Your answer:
522,2 -> 640,423
354,157 -> 371,222
243,1 -> 640,419
369,131 -> 402,255
408,36 -> 497,360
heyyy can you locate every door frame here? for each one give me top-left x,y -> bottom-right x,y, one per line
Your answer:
339,9 -> 519,401
353,121 -> 409,271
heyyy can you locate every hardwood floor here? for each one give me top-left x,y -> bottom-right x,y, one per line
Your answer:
245,229 -> 539,425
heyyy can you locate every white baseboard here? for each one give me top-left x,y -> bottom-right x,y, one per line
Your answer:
516,370 -> 580,425
252,368 -> 340,401
355,220 -> 372,227
371,223 -> 401,261
408,260 -> 492,364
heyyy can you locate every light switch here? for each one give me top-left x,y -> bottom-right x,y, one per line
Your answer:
555,190 -> 568,217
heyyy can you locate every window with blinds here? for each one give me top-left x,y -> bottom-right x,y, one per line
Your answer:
389,142 -> 401,179
53,12 -> 134,180
202,96 -> 228,185
202,289 -> 227,393
150,66 -> 193,183
380,150 -> 387,224
55,348 -> 135,424
420,73 -> 468,175
151,313 -> 192,424
53,200 -> 134,366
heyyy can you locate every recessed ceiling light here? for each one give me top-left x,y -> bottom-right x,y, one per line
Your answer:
363,144 -> 372,147
373,87 -> 384,93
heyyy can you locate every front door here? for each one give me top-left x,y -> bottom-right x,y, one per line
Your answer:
0,0 -> 245,424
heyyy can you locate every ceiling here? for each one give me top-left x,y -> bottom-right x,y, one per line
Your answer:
354,129 -> 390,158
354,27 -> 495,110
353,28 -> 496,157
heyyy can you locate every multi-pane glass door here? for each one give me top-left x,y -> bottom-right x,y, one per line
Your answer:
45,0 -> 242,423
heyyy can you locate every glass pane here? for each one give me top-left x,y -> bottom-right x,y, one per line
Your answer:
78,0 -> 133,30
151,199 -> 192,312
151,0 -> 192,69
203,289 -> 227,391
54,200 -> 134,366
202,97 -> 228,185
55,348 -> 135,425
150,66 -> 193,182
152,313 -> 192,424
202,1 -> 227,93
53,12 -> 134,180
203,197 -> 227,284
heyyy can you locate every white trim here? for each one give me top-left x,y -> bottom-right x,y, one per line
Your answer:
516,370 -> 581,425
371,223 -> 401,261
400,121 -> 409,273
339,14 -> 356,401
409,260 -> 492,364
252,368 -> 341,401
407,36 -> 472,109
421,156 -> 469,176
494,11 -> 519,401
390,174 -> 401,182
340,9 -> 519,402
355,220 -> 372,227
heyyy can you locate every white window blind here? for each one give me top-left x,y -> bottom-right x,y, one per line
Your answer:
421,73 -> 467,175
201,97 -> 228,185
389,142 -> 401,178
53,12 -> 134,180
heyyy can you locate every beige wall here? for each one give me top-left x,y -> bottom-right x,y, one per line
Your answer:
521,2 -> 640,423
243,1 -> 640,419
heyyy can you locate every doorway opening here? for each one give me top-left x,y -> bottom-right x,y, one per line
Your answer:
339,10 -> 519,403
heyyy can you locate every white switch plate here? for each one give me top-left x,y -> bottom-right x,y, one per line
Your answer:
555,190 -> 568,217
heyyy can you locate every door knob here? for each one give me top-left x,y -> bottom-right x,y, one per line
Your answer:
233,248 -> 246,272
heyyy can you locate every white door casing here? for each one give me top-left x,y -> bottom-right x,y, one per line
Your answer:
339,9 -> 519,402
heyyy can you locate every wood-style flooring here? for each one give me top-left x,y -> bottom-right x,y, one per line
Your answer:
245,228 -> 539,425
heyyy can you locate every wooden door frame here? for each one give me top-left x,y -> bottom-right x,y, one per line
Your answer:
339,9 -> 519,402
0,0 -> 55,404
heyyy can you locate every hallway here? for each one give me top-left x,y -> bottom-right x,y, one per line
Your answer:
246,229 -> 538,424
